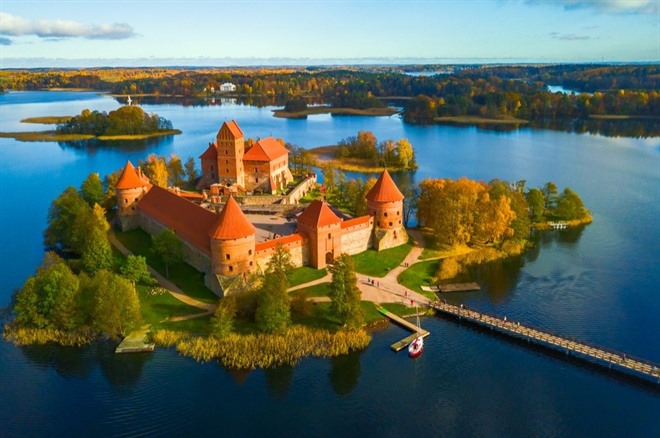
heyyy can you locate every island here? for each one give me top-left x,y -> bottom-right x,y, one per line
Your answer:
0,106 -> 181,142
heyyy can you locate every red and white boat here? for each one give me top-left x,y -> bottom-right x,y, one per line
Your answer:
408,335 -> 424,358
408,306 -> 424,358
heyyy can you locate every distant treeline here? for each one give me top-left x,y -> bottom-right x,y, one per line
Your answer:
57,106 -> 174,136
2,65 -> 657,136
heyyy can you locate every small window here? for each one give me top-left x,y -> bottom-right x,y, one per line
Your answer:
226,160 -> 229,164
328,233 -> 331,240
384,212 -> 388,217
229,266 -> 233,272
131,206 -> 135,211
249,261 -> 253,266
225,150 -> 228,155
399,220 -> 401,224
125,199 -> 128,204
226,169 -> 229,173
134,197 -> 139,202
225,254 -> 230,260
397,211 -> 400,216
248,249 -> 252,255
389,222 -> 393,227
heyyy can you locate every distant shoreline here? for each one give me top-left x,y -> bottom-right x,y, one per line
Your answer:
0,129 -> 182,142
273,107 -> 399,119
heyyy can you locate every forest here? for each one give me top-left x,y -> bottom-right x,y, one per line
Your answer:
57,106 -> 175,136
1,65 -> 657,138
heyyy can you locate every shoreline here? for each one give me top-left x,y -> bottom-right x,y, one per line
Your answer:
273,106 -> 399,119
0,129 -> 182,142
307,145 -> 416,173
433,115 -> 529,125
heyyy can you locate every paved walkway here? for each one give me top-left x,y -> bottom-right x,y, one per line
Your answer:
108,230 -> 217,316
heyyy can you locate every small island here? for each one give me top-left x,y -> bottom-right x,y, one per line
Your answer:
0,106 -> 180,142
273,95 -> 399,119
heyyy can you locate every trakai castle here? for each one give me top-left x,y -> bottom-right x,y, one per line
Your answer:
115,120 -> 407,296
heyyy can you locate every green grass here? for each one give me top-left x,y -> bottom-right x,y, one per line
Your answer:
158,315 -> 212,336
288,266 -> 327,287
397,260 -> 440,300
362,301 -> 386,324
352,241 -> 413,277
136,284 -> 201,326
291,302 -> 342,331
114,228 -> 218,304
290,282 -> 331,298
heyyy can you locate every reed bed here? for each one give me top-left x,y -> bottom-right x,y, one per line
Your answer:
152,326 -> 371,369
3,324 -> 97,347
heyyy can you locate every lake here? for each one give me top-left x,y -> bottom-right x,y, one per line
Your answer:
1,91 -> 658,436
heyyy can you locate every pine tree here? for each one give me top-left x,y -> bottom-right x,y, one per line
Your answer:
329,254 -> 364,329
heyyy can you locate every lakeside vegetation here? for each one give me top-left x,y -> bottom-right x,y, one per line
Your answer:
273,106 -> 398,119
1,64 -> 656,137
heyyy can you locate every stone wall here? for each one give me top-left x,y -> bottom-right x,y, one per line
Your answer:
254,234 -> 309,271
284,174 -> 317,205
373,225 -> 408,251
340,218 -> 374,255
139,211 -> 212,273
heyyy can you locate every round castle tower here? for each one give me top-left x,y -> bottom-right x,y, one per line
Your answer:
209,196 -> 256,276
366,170 -> 406,250
116,161 -> 151,231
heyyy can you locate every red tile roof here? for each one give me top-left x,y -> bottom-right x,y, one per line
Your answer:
297,200 -> 342,228
137,185 -> 217,254
116,161 -> 150,189
243,137 -> 289,162
255,233 -> 305,252
366,170 -> 404,202
199,143 -> 217,160
218,120 -> 244,139
209,196 -> 256,240
341,215 -> 372,229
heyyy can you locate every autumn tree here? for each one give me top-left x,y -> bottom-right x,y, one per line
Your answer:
152,229 -> 183,278
140,154 -> 168,187
329,254 -> 364,329
167,154 -> 185,187
89,270 -> 142,338
396,138 -> 416,169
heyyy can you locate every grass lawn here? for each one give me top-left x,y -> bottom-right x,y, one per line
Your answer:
352,241 -> 413,277
290,282 -> 331,298
291,302 -> 342,331
397,260 -> 440,300
114,228 -> 218,304
288,267 -> 327,287
381,302 -> 418,317
158,315 -> 212,336
362,301 -> 386,324
136,284 -> 201,325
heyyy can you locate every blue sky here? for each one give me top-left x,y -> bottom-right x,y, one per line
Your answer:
1,0 -> 658,67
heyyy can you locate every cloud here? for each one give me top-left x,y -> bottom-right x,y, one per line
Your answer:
549,32 -> 591,40
526,0 -> 658,14
0,13 -> 136,40
0,37 -> 12,46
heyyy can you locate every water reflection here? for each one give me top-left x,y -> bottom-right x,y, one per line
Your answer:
329,349 -> 363,396
264,365 -> 294,399
58,134 -> 175,153
18,340 -> 152,384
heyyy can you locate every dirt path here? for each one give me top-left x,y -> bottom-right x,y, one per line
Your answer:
108,230 -> 216,314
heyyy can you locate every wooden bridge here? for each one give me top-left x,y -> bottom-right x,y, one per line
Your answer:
378,308 -> 430,352
429,301 -> 660,383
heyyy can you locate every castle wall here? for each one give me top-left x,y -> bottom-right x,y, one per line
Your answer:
254,234 -> 308,272
210,235 -> 255,276
368,199 -> 404,230
283,174 -> 317,205
138,211 -> 212,273
373,225 -> 408,251
340,217 -> 374,255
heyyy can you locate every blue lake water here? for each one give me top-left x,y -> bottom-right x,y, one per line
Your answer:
1,91 -> 658,436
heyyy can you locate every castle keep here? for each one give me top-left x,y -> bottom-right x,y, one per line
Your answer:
116,120 -> 407,296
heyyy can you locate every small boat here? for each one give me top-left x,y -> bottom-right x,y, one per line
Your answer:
408,305 -> 424,358
408,335 -> 424,358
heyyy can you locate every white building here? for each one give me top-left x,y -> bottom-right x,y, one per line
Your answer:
219,82 -> 236,93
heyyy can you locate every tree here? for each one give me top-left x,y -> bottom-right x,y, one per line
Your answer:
120,255 -> 154,285
184,157 -> 199,183
80,230 -> 113,274
395,138 -> 416,169
103,168 -> 122,209
211,297 -> 236,338
80,173 -> 104,207
329,254 -> 364,329
141,154 -> 168,187
13,253 -> 80,330
402,185 -> 420,228
44,186 -> 88,252
267,244 -> 294,277
152,229 -> 183,278
526,188 -> 545,222
542,181 -> 559,214
354,177 -> 377,217
90,270 -> 142,338
255,269 -> 291,333
167,154 -> 185,187
555,187 -> 586,220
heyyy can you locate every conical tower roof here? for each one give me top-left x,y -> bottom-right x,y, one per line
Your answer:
297,200 -> 342,228
116,161 -> 149,189
209,196 -> 256,239
366,170 -> 404,202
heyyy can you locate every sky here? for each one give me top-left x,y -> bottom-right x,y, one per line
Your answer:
0,0 -> 658,67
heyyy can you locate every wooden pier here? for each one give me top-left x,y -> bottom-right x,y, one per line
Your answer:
115,327 -> 155,354
430,301 -> 660,383
378,308 -> 430,352
439,282 -> 481,293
